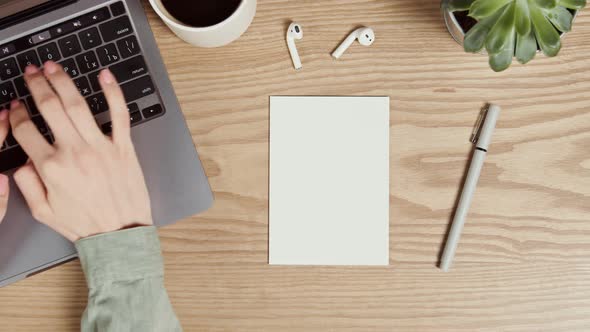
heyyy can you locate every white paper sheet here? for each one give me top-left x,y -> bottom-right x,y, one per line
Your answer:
269,96 -> 390,265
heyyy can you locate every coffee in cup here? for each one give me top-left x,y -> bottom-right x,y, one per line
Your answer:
149,0 -> 257,47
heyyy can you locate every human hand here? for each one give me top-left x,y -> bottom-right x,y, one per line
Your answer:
9,61 -> 153,241
0,109 -> 10,223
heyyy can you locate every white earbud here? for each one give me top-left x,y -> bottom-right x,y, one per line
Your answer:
286,22 -> 303,70
331,27 -> 375,59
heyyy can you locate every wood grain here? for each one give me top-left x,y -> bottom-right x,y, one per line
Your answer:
2,0 -> 590,331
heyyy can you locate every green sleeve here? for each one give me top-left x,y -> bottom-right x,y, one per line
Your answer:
75,226 -> 182,332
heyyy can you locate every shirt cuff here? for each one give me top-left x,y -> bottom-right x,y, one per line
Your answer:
75,226 -> 164,289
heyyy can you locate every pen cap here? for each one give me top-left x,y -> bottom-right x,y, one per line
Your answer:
476,104 -> 500,150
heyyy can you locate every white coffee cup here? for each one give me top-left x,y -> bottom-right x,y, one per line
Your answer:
148,0 -> 257,48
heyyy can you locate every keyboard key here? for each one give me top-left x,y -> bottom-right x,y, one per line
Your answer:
0,144 -> 27,173
38,42 -> 62,62
31,116 -> 49,135
96,43 -> 120,66
81,7 -> 111,25
26,96 -> 39,115
103,110 -> 142,133
88,70 -> 101,92
100,16 -> 133,42
110,55 -> 147,83
0,44 -> 16,59
0,81 -> 16,104
6,130 -> 16,146
79,27 -> 102,50
127,103 -> 138,113
110,2 -> 126,16
59,58 -> 80,78
130,111 -> 142,124
86,93 -> 108,115
141,104 -> 163,119
73,76 -> 92,96
0,58 -> 19,80
75,51 -> 99,74
121,75 -> 154,103
116,35 -> 140,58
58,35 -> 82,57
50,21 -> 78,38
14,77 -> 29,97
16,50 -> 40,72
31,31 -> 51,45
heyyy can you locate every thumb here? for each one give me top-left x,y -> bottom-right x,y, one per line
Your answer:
0,174 -> 9,222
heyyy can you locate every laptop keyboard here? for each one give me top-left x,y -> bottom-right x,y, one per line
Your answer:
0,1 -> 165,173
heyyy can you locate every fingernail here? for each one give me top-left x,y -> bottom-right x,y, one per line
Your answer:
0,174 -> 9,197
25,65 -> 39,74
0,109 -> 7,121
10,100 -> 20,109
100,69 -> 115,84
44,61 -> 58,74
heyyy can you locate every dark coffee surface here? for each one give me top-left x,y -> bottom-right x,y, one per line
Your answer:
162,0 -> 242,28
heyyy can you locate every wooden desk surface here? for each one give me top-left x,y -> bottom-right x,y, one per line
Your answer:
2,0 -> 590,331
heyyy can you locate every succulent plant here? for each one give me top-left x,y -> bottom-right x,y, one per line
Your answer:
444,0 -> 587,71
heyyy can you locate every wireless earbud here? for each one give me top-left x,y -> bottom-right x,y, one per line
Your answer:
331,27 -> 375,59
286,22 -> 303,70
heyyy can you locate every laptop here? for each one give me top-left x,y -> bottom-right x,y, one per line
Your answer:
0,0 -> 213,287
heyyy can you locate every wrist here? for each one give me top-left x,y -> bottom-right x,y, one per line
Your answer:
76,220 -> 153,241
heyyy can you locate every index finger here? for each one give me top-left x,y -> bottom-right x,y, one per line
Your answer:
99,69 -> 131,145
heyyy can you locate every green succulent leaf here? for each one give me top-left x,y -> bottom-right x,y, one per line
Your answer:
515,0 -> 532,35
464,5 -> 509,52
544,5 -> 574,31
530,5 -> 562,56
463,23 -> 491,53
485,2 -> 516,54
462,0 -> 586,71
535,0 -> 558,9
558,0 -> 586,9
516,27 -> 537,63
489,34 -> 515,71
445,0 -> 476,11
469,0 -> 513,19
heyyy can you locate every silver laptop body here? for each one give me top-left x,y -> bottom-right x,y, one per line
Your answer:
0,0 -> 213,287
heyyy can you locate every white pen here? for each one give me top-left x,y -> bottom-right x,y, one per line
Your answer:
440,104 -> 501,272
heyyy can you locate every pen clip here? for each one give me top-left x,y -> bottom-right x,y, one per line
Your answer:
470,105 -> 489,144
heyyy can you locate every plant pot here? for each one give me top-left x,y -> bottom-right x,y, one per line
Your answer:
441,3 -> 578,52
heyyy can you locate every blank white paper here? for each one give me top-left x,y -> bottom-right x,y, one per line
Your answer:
269,96 -> 389,265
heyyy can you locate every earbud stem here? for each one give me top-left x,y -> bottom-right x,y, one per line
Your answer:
287,38 -> 302,70
331,31 -> 359,59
